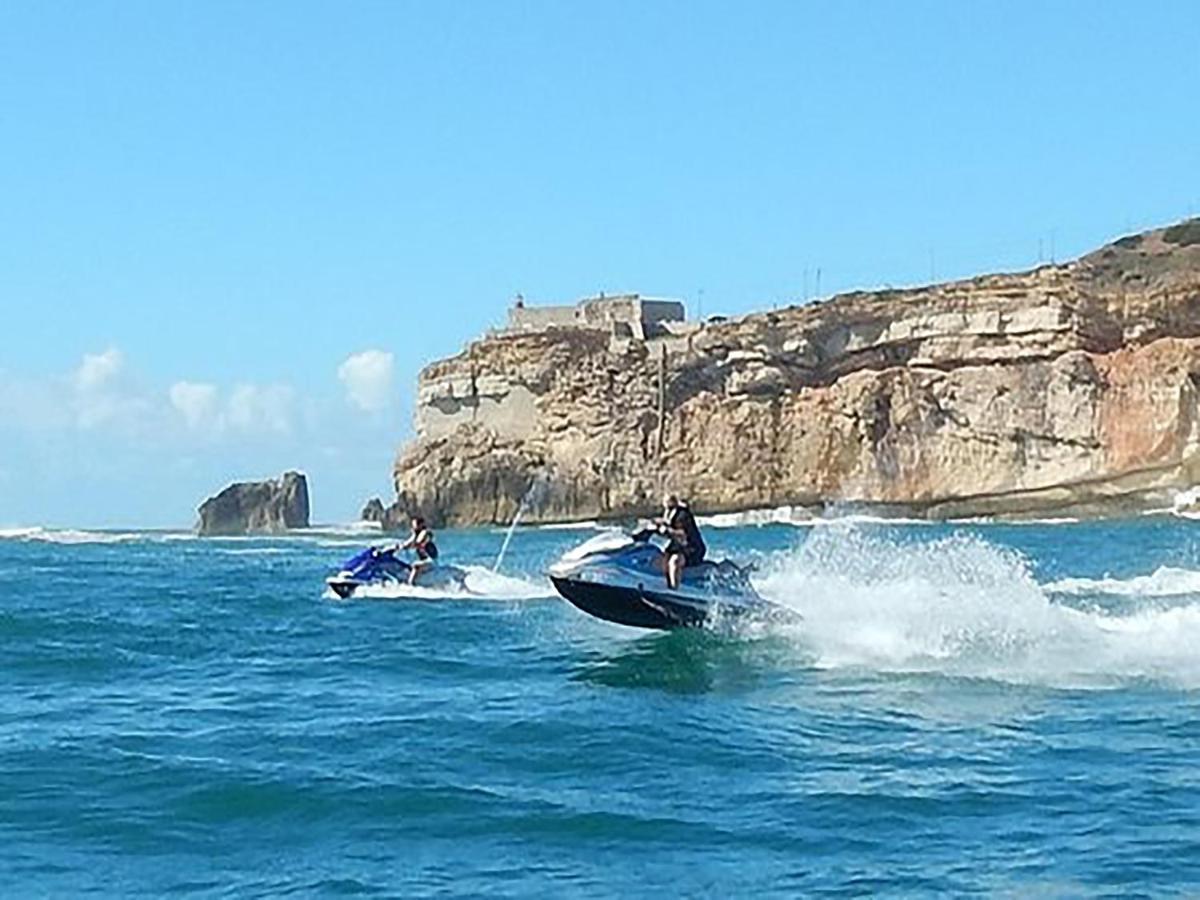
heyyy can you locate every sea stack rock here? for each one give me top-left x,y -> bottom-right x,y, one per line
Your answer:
197,471 -> 310,536
360,496 -> 409,531
360,497 -> 387,523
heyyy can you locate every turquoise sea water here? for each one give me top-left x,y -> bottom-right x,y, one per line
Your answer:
4,517 -> 1200,896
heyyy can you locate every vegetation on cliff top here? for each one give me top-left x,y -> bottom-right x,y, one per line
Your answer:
1164,218 -> 1200,248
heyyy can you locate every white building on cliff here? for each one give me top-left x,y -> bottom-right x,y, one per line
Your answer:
504,293 -> 687,341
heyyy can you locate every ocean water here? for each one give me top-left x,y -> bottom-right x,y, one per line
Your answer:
4,517 -> 1200,896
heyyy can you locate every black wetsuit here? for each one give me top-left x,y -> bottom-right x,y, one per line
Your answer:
665,505 -> 706,567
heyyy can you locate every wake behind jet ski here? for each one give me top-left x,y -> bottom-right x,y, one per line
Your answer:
325,545 -> 469,598
548,528 -> 784,630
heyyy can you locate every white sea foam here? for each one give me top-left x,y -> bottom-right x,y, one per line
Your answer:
810,513 -> 933,527
217,547 -> 292,556
1173,485 -> 1200,508
0,527 -> 42,540
752,525 -> 1200,689
702,506 -> 813,528
701,505 -> 949,529
957,515 -> 1084,526
1044,566 -> 1200,598
294,521 -> 383,536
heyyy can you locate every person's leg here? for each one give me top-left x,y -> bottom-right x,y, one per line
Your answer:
667,553 -> 684,589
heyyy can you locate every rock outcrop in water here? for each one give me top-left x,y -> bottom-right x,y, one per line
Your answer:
392,219 -> 1200,524
197,471 -> 310,536
360,496 -> 408,532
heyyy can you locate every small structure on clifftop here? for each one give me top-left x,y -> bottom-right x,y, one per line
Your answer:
504,293 -> 686,340
197,471 -> 310,536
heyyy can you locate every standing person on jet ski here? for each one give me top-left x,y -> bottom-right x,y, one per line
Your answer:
397,516 -> 439,585
655,494 -> 706,590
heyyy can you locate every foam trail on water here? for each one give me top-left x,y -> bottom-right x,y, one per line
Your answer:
464,567 -> 555,600
326,565 -> 553,602
753,525 -> 1200,689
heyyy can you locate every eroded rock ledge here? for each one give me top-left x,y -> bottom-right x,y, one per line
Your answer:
393,220 -> 1200,525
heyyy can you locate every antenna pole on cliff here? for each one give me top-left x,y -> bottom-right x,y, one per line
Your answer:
657,344 -> 667,458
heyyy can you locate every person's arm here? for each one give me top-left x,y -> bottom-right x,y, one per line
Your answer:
655,517 -> 687,544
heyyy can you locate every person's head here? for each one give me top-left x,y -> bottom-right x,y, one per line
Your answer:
663,493 -> 679,513
411,516 -> 425,532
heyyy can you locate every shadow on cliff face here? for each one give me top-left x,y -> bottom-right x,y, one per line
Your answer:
571,630 -> 810,695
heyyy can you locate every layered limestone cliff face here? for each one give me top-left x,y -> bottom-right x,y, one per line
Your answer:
197,471 -> 310,536
394,220 -> 1200,525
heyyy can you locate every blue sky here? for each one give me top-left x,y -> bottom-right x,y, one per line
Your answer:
1,1 -> 1198,527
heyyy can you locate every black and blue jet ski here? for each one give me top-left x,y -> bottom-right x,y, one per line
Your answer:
326,545 -> 468,599
548,529 -> 785,630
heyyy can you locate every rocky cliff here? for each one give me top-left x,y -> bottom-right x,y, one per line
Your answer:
198,471 -> 310,536
393,220 -> 1200,525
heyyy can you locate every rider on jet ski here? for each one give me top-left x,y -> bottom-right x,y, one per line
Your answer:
655,494 -> 706,589
392,516 -> 439,585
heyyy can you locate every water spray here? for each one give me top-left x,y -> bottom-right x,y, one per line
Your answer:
493,471 -> 552,572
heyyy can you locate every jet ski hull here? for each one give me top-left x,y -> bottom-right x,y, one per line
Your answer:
326,577 -> 360,599
550,575 -> 713,630
548,531 -> 788,631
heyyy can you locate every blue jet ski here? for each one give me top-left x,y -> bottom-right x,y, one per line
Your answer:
548,529 -> 786,630
326,546 -> 468,599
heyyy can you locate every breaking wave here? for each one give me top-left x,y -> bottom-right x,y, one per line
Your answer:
752,526 -> 1200,689
0,526 -> 147,545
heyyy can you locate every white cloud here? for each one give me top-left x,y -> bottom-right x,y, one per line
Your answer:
169,381 -> 219,430
72,347 -> 149,430
168,379 -> 295,436
75,347 -> 124,392
227,383 -> 295,434
9,350 -> 306,444
337,349 -> 394,413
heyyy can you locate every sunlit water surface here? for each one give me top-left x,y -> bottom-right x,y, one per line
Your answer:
3,518 -> 1200,895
